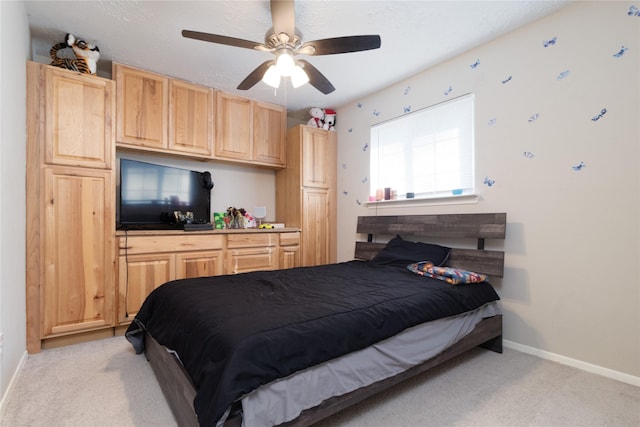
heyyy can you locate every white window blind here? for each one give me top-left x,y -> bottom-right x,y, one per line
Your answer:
370,94 -> 475,200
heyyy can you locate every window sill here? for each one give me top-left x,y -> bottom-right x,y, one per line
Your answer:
363,194 -> 479,208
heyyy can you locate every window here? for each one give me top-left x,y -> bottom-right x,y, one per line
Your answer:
370,94 -> 474,201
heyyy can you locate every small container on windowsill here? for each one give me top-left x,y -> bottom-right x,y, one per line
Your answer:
406,192 -> 415,199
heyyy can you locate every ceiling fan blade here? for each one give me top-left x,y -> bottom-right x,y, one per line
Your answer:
182,30 -> 264,50
237,60 -> 275,90
300,35 -> 381,55
298,59 -> 335,94
270,0 -> 296,37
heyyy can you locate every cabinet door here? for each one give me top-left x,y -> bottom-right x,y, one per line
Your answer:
44,67 -> 114,169
302,127 -> 335,188
176,250 -> 224,279
279,232 -> 300,269
215,92 -> 252,161
253,101 -> 286,167
280,246 -> 300,269
114,64 -> 168,149
301,188 -> 331,266
118,253 -> 173,323
42,167 -> 115,336
169,80 -> 214,156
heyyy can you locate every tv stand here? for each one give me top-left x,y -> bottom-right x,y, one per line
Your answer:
115,228 -> 300,325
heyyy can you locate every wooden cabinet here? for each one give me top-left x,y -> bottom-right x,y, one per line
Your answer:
279,232 -> 301,269
114,64 -> 285,166
26,62 -> 116,352
117,253 -> 173,323
253,101 -> 287,166
169,79 -> 214,156
113,63 -> 214,158
41,167 -> 115,337
116,230 -> 299,323
276,125 -> 337,266
215,92 -> 286,167
215,91 -> 252,161
42,65 -> 114,169
117,234 -> 225,323
114,64 -> 168,149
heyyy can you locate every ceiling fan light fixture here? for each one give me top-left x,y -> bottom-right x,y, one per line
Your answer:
291,64 -> 309,88
262,64 -> 281,88
275,50 -> 295,76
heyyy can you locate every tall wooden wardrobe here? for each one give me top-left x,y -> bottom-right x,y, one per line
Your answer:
276,125 -> 337,266
26,62 -> 116,352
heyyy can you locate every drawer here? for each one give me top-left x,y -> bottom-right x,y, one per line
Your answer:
227,247 -> 275,274
227,233 -> 277,249
280,232 -> 300,246
119,234 -> 225,255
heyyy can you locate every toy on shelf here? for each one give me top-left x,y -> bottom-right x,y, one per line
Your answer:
49,33 -> 100,75
307,107 -> 325,128
323,109 -> 336,131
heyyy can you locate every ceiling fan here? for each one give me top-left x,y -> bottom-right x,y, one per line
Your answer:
182,0 -> 381,94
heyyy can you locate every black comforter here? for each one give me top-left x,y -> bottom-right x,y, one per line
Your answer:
126,260 -> 500,426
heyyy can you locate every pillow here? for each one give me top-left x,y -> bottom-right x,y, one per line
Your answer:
407,261 -> 487,285
370,235 -> 451,267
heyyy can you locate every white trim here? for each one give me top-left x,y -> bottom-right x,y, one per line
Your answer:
504,340 -> 640,387
0,350 -> 28,418
364,194 -> 479,209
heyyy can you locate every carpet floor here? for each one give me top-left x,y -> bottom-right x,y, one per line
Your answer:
2,336 -> 639,426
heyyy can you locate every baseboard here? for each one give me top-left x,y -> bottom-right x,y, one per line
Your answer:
0,350 -> 28,417
504,340 -> 640,387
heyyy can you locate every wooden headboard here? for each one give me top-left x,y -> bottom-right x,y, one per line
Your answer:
354,213 -> 507,277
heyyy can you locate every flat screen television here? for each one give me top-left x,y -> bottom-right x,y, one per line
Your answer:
118,159 -> 211,230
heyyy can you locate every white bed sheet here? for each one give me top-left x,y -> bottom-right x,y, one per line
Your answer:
239,301 -> 501,427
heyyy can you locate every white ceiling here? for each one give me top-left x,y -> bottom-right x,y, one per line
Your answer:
25,1 -> 571,118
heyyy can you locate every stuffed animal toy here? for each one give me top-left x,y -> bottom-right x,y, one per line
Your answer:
307,107 -> 325,128
50,33 -> 100,75
323,109 -> 336,131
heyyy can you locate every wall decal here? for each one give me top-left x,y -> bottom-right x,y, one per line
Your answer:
502,75 -> 513,84
342,163 -> 347,169
484,176 -> 496,187
356,200 -> 362,206
543,36 -> 557,47
557,70 -> 570,80
528,113 -> 540,122
404,86 -> 411,95
628,5 -> 640,16
591,108 -> 607,121
403,106 -> 411,113
362,143 -> 369,152
348,128 -> 353,133
342,190 -> 348,196
357,102 -> 363,108
373,109 -> 381,116
470,59 -> 481,69
488,118 -> 497,126
572,161 -> 586,171
362,177 -> 368,184
613,46 -> 628,57
523,151 -> 535,159
444,85 -> 453,95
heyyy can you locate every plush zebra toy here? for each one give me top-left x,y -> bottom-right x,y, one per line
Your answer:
50,33 -> 100,75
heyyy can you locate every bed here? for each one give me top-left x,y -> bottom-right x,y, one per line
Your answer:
126,213 -> 507,427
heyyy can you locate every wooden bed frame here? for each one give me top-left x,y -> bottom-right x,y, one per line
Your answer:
143,213 -> 507,426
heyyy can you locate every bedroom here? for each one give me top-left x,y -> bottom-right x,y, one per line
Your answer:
1,0 -> 639,423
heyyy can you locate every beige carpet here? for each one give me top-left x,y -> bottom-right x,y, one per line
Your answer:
2,336 -> 639,426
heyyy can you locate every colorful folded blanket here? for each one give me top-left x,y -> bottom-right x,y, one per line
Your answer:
407,261 -> 487,285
